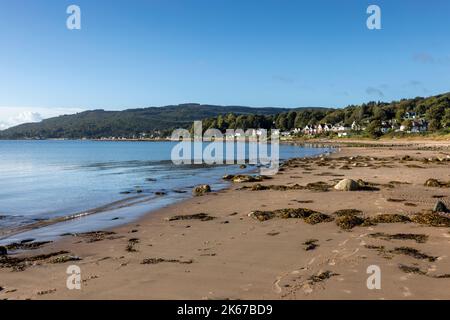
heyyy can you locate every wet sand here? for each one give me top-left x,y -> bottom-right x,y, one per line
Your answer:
1,141 -> 450,299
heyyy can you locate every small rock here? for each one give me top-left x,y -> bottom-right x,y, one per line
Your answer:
192,184 -> 211,196
424,179 -> 441,187
433,200 -> 448,213
0,246 -> 7,256
334,179 -> 360,191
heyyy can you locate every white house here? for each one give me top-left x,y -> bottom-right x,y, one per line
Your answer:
351,121 -> 362,131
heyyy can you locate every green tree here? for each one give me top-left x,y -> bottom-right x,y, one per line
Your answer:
441,108 -> 450,128
366,120 -> 382,138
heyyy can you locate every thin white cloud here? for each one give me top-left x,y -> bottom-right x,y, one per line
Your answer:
0,107 -> 84,130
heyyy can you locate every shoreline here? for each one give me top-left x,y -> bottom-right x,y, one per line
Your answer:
0,141 -> 332,245
1,140 -> 450,299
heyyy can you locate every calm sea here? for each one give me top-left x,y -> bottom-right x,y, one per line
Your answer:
0,140 -> 331,243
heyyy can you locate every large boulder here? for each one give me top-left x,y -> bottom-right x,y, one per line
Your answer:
0,246 -> 7,256
433,200 -> 448,213
192,184 -> 211,196
334,179 -> 361,191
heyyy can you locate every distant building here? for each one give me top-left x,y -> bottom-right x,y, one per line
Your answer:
404,112 -> 417,119
399,119 -> 428,133
351,121 -> 363,131
303,125 -> 317,135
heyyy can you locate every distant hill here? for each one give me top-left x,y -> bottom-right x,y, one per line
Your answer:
0,104 -> 326,139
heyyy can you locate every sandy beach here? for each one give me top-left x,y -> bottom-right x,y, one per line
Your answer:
1,141 -> 450,300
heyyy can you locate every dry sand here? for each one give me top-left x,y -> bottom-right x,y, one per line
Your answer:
1,142 -> 450,300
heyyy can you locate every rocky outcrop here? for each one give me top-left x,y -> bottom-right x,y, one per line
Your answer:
433,200 -> 449,213
334,179 -> 361,191
192,184 -> 211,196
424,179 -> 450,188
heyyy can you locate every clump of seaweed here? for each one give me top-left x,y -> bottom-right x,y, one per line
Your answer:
50,255 -> 81,264
250,184 -> 304,191
275,208 -> 320,219
404,202 -> 417,207
387,198 -> 406,203
294,200 -> 314,204
0,251 -> 70,271
305,181 -> 332,192
304,212 -> 334,225
412,212 -> 450,227
303,239 -> 319,251
389,181 -> 411,185
308,271 -> 339,283
334,209 -> 362,217
126,238 -> 140,252
367,214 -> 411,224
248,208 -> 333,225
368,232 -> 428,244
335,215 -> 366,230
391,247 -> 437,262
398,264 -> 426,275
61,231 -> 117,243
141,257 -> 193,265
166,213 -> 215,222
5,240 -> 52,251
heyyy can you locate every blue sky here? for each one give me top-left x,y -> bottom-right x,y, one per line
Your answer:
0,0 -> 449,127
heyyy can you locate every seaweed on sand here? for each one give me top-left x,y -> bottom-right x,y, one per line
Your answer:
387,198 -> 406,203
167,213 -> 215,222
390,247 -> 437,262
61,231 -> 118,243
367,214 -> 411,224
50,255 -> 81,264
250,184 -> 304,191
335,215 -> 366,230
404,203 -> 417,207
0,251 -> 70,271
305,181 -> 332,192
126,238 -> 140,252
304,213 -> 334,225
248,208 -> 333,224
5,240 -> 52,251
398,264 -> 427,275
412,212 -> 450,227
141,257 -> 193,265
308,271 -> 339,283
334,209 -> 363,217
294,200 -> 314,204
303,239 -> 319,251
368,232 -> 428,244
275,208 -> 321,219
